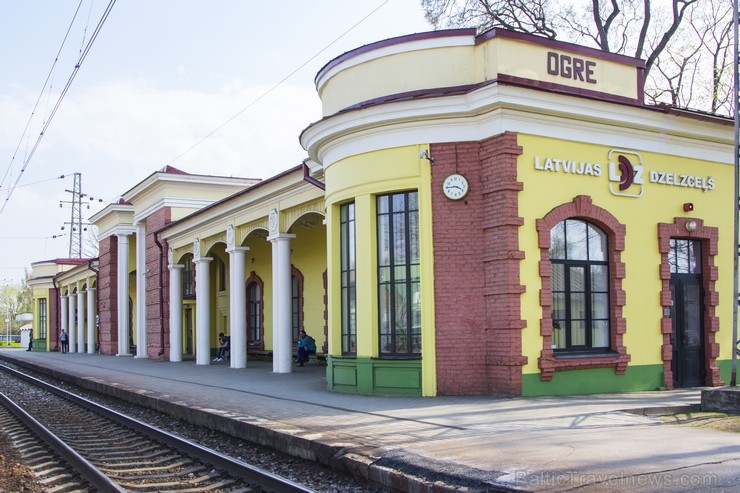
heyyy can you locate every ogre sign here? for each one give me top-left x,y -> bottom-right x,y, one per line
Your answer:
546,51 -> 597,84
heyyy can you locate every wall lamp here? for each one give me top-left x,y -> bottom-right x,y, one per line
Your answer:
685,219 -> 698,232
420,149 -> 435,165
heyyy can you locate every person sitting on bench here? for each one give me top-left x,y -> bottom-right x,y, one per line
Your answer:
295,330 -> 316,366
213,333 -> 230,362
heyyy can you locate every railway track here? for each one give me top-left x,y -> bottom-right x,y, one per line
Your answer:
0,364 -> 315,492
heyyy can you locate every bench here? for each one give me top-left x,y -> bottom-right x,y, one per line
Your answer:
247,349 -> 273,361
246,349 -> 326,364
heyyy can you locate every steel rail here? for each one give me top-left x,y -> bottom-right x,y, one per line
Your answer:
1,363 -> 315,493
0,389 -> 125,492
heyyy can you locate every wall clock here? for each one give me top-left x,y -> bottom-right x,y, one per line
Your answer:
442,174 -> 469,200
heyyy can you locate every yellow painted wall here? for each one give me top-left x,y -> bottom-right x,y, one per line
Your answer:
319,33 -> 639,116
516,134 -> 734,374
241,237 -> 274,349
490,38 -> 638,99
289,221 -> 328,345
32,287 -> 50,344
325,144 -> 437,395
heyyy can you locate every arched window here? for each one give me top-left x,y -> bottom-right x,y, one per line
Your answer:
550,219 -> 610,351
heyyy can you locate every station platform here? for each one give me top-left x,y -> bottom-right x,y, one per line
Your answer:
1,349 -> 738,492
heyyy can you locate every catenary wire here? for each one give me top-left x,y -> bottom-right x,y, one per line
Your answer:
0,0 -> 117,216
165,0 -> 390,167
0,0 -> 85,193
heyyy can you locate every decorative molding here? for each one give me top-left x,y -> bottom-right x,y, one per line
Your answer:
536,195 -> 630,381
657,218 -> 721,388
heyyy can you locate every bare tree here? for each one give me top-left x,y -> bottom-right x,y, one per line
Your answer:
419,0 -> 733,115
555,0 -> 696,80
421,0 -> 558,38
642,0 -> 733,114
82,225 -> 99,259
689,0 -> 733,114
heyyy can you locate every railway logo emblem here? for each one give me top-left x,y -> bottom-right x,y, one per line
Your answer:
607,149 -> 644,198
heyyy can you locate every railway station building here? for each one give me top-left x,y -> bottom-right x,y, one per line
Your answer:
30,28 -> 735,397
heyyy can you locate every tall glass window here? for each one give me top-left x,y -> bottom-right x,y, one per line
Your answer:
247,282 -> 262,343
291,273 -> 303,342
182,255 -> 195,299
217,258 -> 226,292
340,202 -> 356,355
38,298 -> 47,339
377,191 -> 421,356
550,219 -> 610,351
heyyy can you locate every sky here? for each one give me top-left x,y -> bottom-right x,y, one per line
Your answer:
0,0 -> 431,285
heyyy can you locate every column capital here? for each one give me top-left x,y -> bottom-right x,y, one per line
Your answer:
168,263 -> 185,271
226,246 -> 250,255
267,233 -> 296,243
193,256 -> 213,265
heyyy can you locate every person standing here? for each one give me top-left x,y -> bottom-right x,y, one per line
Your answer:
59,330 -> 69,354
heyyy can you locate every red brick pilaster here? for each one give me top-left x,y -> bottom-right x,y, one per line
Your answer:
49,288 -> 60,351
97,235 -> 118,354
145,208 -> 172,359
431,132 -> 526,396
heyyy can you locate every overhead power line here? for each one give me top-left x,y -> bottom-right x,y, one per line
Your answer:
166,0 -> 390,167
0,0 -> 85,193
0,0 -> 117,216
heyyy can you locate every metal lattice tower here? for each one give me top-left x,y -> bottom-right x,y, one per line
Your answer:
65,172 -> 83,258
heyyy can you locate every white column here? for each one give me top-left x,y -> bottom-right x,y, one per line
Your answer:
86,287 -> 96,354
117,234 -> 131,356
227,246 -> 249,369
60,295 -> 68,351
77,289 -> 85,353
135,223 -> 148,358
168,263 -> 184,362
68,293 -> 77,353
194,256 -> 212,365
268,233 -> 295,373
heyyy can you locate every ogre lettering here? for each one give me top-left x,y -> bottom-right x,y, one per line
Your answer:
547,52 -> 597,83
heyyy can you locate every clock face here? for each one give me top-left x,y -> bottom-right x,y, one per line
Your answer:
442,174 -> 469,200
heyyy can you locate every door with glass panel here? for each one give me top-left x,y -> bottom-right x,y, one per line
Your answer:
669,239 -> 704,388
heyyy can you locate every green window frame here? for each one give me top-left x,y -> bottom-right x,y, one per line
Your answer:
39,298 -> 47,339
377,191 -> 421,357
340,202 -> 356,355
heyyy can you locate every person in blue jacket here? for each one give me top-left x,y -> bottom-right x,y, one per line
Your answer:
295,330 -> 316,366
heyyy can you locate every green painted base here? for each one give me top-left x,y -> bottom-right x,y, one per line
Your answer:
522,364 -> 665,396
327,356 -> 422,396
718,359 -> 735,384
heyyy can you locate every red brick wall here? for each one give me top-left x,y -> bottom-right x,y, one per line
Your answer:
97,235 -> 118,354
145,208 -> 172,358
431,132 -> 525,395
49,287 -> 60,351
